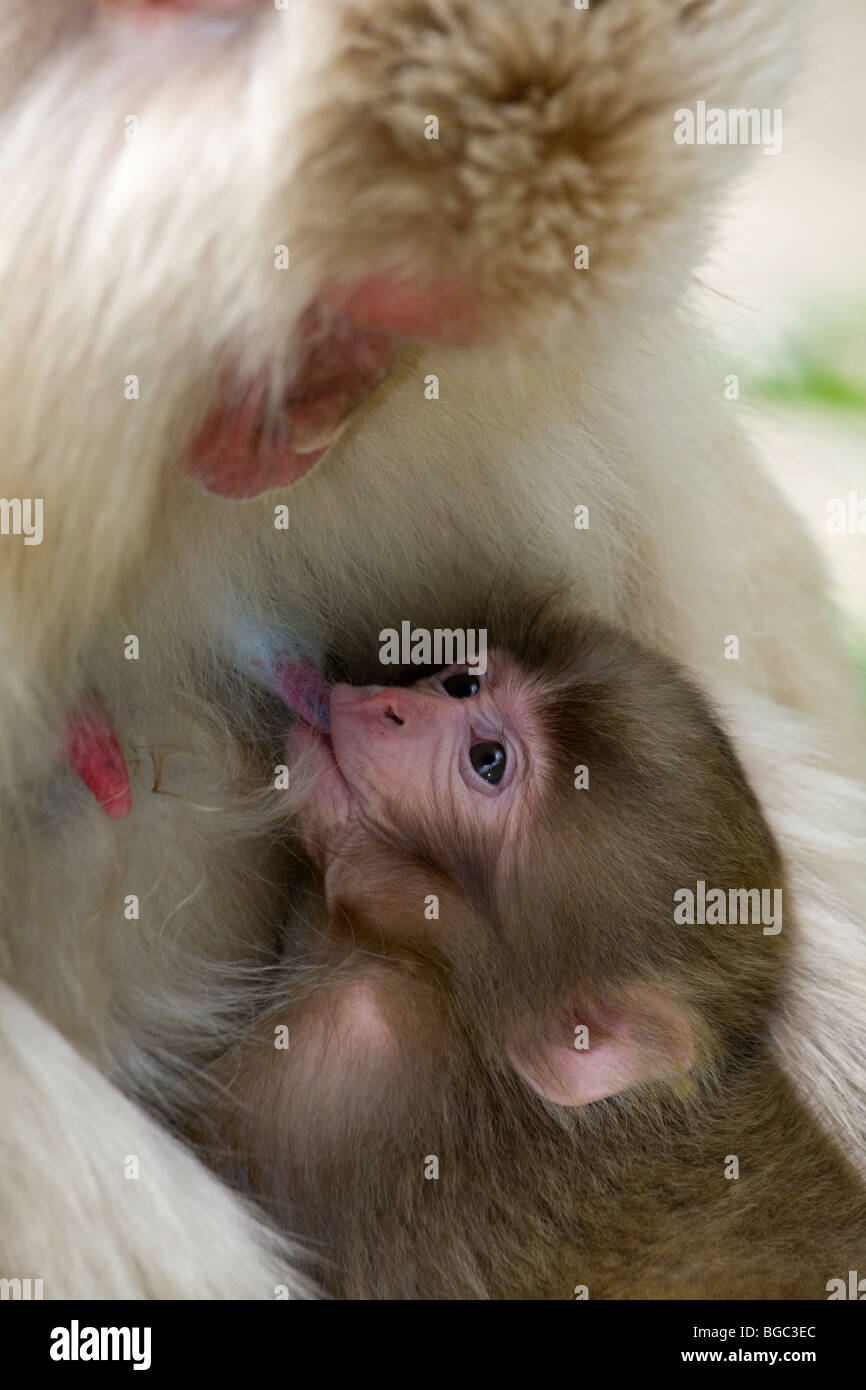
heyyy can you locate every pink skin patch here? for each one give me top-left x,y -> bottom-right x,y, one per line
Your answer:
263,655 -> 331,735
64,694 -> 132,820
507,996 -> 695,1109
188,276 -> 476,499
188,383 -> 329,500
189,302 -> 399,500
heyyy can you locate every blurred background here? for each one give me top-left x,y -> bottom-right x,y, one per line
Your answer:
699,0 -> 866,684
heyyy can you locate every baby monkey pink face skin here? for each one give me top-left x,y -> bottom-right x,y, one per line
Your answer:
287,655 -> 540,859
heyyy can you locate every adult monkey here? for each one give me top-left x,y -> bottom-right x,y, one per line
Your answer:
3,0 -> 865,1300
0,0 -> 801,775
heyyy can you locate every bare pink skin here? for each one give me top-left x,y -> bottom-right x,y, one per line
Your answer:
64,693 -> 132,820
188,387 -> 328,499
287,657 -> 537,855
507,995 -> 696,1108
188,277 -> 476,499
188,298 -> 400,500
269,656 -> 330,734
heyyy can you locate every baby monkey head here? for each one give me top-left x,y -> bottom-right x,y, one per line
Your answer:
284,612 -> 785,1112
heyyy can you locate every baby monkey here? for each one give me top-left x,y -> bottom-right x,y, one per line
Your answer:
204,611 -> 866,1300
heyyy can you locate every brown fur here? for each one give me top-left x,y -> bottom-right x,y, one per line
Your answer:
200,614 -> 866,1299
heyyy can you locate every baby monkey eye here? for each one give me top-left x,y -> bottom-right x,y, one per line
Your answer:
442,671 -> 480,699
470,741 -> 507,785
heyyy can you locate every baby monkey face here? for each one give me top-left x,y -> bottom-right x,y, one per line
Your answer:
274,617 -> 785,1115
290,654 -> 542,858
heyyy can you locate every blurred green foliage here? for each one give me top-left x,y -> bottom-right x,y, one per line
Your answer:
757,305 -> 866,416
753,306 -> 866,700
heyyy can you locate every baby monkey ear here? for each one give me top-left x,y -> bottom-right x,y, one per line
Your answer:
506,990 -> 695,1108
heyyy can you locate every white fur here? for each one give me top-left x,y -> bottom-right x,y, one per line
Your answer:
0,984 -> 310,1298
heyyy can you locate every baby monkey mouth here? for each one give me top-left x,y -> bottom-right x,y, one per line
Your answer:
276,660 -> 361,835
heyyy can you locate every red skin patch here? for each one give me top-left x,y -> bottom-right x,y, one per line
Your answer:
64,695 -> 132,820
189,299 -> 400,499
187,383 -> 329,500
188,276 -> 477,499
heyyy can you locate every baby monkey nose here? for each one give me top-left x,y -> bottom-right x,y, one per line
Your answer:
356,687 -> 420,728
365,688 -> 410,726
332,684 -> 438,729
